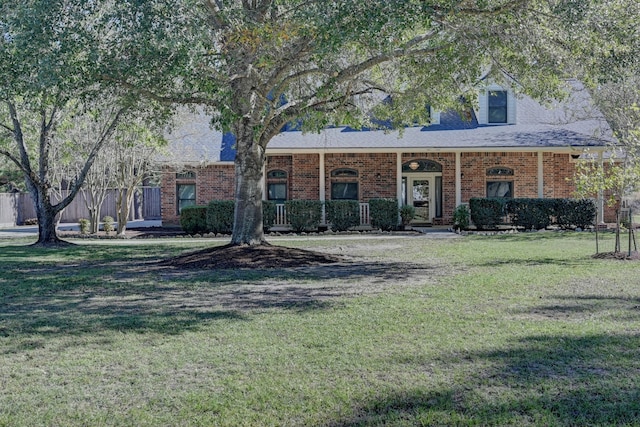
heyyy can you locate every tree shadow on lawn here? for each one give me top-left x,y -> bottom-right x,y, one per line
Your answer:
0,248 -> 439,346
328,332 -> 640,426
469,256 -> 592,268
511,294 -> 640,322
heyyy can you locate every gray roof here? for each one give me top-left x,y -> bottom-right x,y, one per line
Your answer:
162,81 -> 613,164
268,83 -> 612,151
161,108 -> 224,163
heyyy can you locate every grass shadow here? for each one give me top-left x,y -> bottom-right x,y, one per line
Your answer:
512,294 -> 640,321
330,333 -> 640,425
0,244 -> 440,347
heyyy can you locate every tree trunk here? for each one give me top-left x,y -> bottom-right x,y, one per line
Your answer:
89,207 -> 100,234
116,188 -> 133,237
32,189 -> 65,246
231,129 -> 266,246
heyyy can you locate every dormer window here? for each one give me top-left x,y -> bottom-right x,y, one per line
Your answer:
488,90 -> 508,123
479,86 -> 514,125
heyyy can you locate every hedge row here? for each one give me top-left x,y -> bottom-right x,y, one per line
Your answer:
469,197 -> 596,230
180,198 -> 404,233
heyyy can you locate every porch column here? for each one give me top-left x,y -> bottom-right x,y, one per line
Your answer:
537,151 -> 544,198
396,152 -> 403,205
319,152 -> 326,202
262,159 -> 267,201
319,152 -> 326,223
455,151 -> 462,206
598,150 -> 605,224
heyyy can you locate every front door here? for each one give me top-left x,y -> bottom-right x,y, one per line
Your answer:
404,176 -> 435,224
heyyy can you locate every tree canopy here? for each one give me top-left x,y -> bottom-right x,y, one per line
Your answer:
100,0 -> 607,245
4,0 -> 637,246
0,0 -> 167,244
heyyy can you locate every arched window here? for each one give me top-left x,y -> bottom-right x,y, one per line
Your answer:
402,159 -> 442,173
330,168 -> 359,200
487,167 -> 514,176
267,169 -> 287,179
267,169 -> 288,202
331,168 -> 358,178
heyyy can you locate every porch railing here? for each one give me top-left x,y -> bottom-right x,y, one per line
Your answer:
273,202 -> 371,228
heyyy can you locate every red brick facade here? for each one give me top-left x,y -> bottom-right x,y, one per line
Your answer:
161,150 -> 600,226
161,164 -> 235,224
325,153 -> 397,200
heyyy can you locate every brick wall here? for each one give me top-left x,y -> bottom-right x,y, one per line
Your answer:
325,153 -> 397,200
460,152 -> 540,201
291,154 -> 320,200
545,153 -> 577,198
162,151 -> 610,226
161,164 -> 234,225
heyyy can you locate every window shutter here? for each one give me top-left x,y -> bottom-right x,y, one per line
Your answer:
507,91 -> 516,124
478,90 -> 488,124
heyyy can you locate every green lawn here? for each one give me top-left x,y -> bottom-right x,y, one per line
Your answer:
1,232 -> 639,426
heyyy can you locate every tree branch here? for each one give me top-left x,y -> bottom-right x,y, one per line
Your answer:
56,106 -> 129,213
203,0 -> 227,30
6,102 -> 36,185
99,74 -> 215,106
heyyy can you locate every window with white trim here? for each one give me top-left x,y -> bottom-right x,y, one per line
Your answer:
488,90 -> 508,124
331,168 -> 359,200
177,184 -> 196,214
479,86 -> 515,125
267,169 -> 288,203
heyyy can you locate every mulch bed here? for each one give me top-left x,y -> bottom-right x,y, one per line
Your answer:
592,251 -> 640,260
161,243 -> 346,269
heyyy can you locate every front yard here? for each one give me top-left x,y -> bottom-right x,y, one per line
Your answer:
0,232 -> 638,426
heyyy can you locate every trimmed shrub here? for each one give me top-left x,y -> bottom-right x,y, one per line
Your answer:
78,218 -> 90,235
555,198 -> 596,229
452,204 -> 470,230
206,200 -> 235,234
285,200 -> 323,233
469,198 -> 505,230
400,205 -> 416,226
262,200 -> 276,231
180,205 -> 208,234
102,216 -> 114,235
369,198 -> 399,231
325,200 -> 360,231
505,198 -> 553,230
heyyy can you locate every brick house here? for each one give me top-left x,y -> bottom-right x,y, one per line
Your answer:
161,80 -> 613,228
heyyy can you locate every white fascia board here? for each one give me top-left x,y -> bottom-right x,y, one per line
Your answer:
265,146 -> 603,155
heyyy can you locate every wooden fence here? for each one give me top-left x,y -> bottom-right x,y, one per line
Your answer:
0,187 -> 161,226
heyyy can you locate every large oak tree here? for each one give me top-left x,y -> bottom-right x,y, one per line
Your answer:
4,0 -> 618,246
101,0 -> 597,246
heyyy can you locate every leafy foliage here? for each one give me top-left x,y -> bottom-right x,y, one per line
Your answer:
78,218 -> 90,235
99,0 -> 611,244
102,216 -> 114,235
399,205 -> 416,226
206,200 -> 235,235
369,198 -> 399,231
505,199 -> 554,230
555,199 -> 597,229
179,205 -> 208,235
262,200 -> 276,232
469,198 -> 506,230
453,204 -> 470,230
284,200 -> 323,233
325,200 -> 360,231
